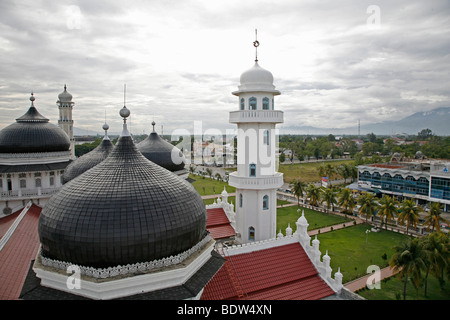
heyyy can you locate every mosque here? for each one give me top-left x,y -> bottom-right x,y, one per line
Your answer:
0,40 -> 362,300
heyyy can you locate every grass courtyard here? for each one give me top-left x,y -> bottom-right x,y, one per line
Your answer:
190,175 -> 450,300
278,159 -> 354,184
276,205 -> 352,234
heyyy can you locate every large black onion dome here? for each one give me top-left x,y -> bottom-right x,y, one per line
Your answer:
38,134 -> 207,268
62,137 -> 114,184
0,94 -> 70,153
137,122 -> 186,172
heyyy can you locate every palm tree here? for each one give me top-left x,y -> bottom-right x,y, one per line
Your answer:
215,172 -> 222,181
205,168 -> 213,179
337,188 -> 356,216
398,199 -> 421,236
379,195 -> 398,229
423,202 -> 448,232
349,164 -> 358,182
321,187 -> 337,213
358,193 -> 379,224
290,179 -> 307,207
322,163 -> 335,186
337,164 -> 351,183
306,183 -> 321,207
420,232 -> 449,297
390,238 -> 427,300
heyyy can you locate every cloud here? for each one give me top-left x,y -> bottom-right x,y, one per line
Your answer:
0,0 -> 448,137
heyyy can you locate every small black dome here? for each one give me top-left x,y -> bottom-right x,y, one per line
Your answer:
0,95 -> 70,153
38,134 -> 206,268
62,137 -> 114,184
137,129 -> 185,172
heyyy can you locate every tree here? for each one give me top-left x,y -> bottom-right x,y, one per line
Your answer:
205,168 -> 213,179
290,179 -> 307,207
337,164 -> 351,183
337,188 -> 356,216
321,187 -> 337,212
420,232 -> 449,297
390,238 -> 427,300
398,199 -> 421,236
423,202 -> 448,232
357,193 -> 379,224
279,152 -> 286,163
378,195 -> 398,229
324,164 -> 336,185
418,128 -> 434,140
215,172 -> 222,181
306,184 -> 321,207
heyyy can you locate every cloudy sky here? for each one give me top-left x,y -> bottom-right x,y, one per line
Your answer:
0,0 -> 449,137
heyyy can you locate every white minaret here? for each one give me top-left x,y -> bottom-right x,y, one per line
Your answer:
57,85 -> 75,159
228,35 -> 284,243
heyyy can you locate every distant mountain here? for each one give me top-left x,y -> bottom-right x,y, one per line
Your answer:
281,107 -> 450,136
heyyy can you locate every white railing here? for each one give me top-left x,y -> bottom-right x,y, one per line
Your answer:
229,110 -> 283,123
228,172 -> 283,190
0,187 -> 60,199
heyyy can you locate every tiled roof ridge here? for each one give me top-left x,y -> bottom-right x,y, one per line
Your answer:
0,201 -> 33,251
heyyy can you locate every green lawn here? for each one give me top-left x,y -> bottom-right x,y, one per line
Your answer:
276,205 -> 352,235
279,159 -> 354,184
357,273 -> 450,300
316,224 -> 410,282
189,174 -> 235,196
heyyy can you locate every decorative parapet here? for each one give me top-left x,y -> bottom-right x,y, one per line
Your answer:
39,234 -> 211,279
205,192 -> 236,226
228,172 -> 283,190
0,151 -> 71,165
229,110 -> 284,124
0,187 -> 60,200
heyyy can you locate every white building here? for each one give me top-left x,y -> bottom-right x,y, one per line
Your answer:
0,93 -> 71,216
228,56 -> 284,243
57,85 -> 75,160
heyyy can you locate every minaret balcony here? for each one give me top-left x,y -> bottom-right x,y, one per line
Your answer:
228,171 -> 283,190
229,110 -> 284,124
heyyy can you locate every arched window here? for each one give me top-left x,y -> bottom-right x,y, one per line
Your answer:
249,163 -> 256,177
249,227 -> 255,241
249,97 -> 257,110
262,97 -> 269,110
35,178 -> 41,188
263,195 -> 269,210
263,130 -> 270,145
239,193 -> 243,207
240,98 -> 245,110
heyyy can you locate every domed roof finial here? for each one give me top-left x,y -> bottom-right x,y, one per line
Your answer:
64,84 -> 67,91
30,92 -> 35,104
120,84 -> 131,137
102,122 -> 110,140
253,29 -> 259,62
152,120 -> 156,132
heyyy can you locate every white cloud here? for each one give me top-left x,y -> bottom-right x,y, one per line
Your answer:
0,0 -> 449,136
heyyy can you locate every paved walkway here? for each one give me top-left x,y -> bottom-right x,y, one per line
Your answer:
344,267 -> 397,292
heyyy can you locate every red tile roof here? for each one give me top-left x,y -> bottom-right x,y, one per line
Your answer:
206,208 -> 236,240
0,204 -> 42,300
201,242 -> 335,300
